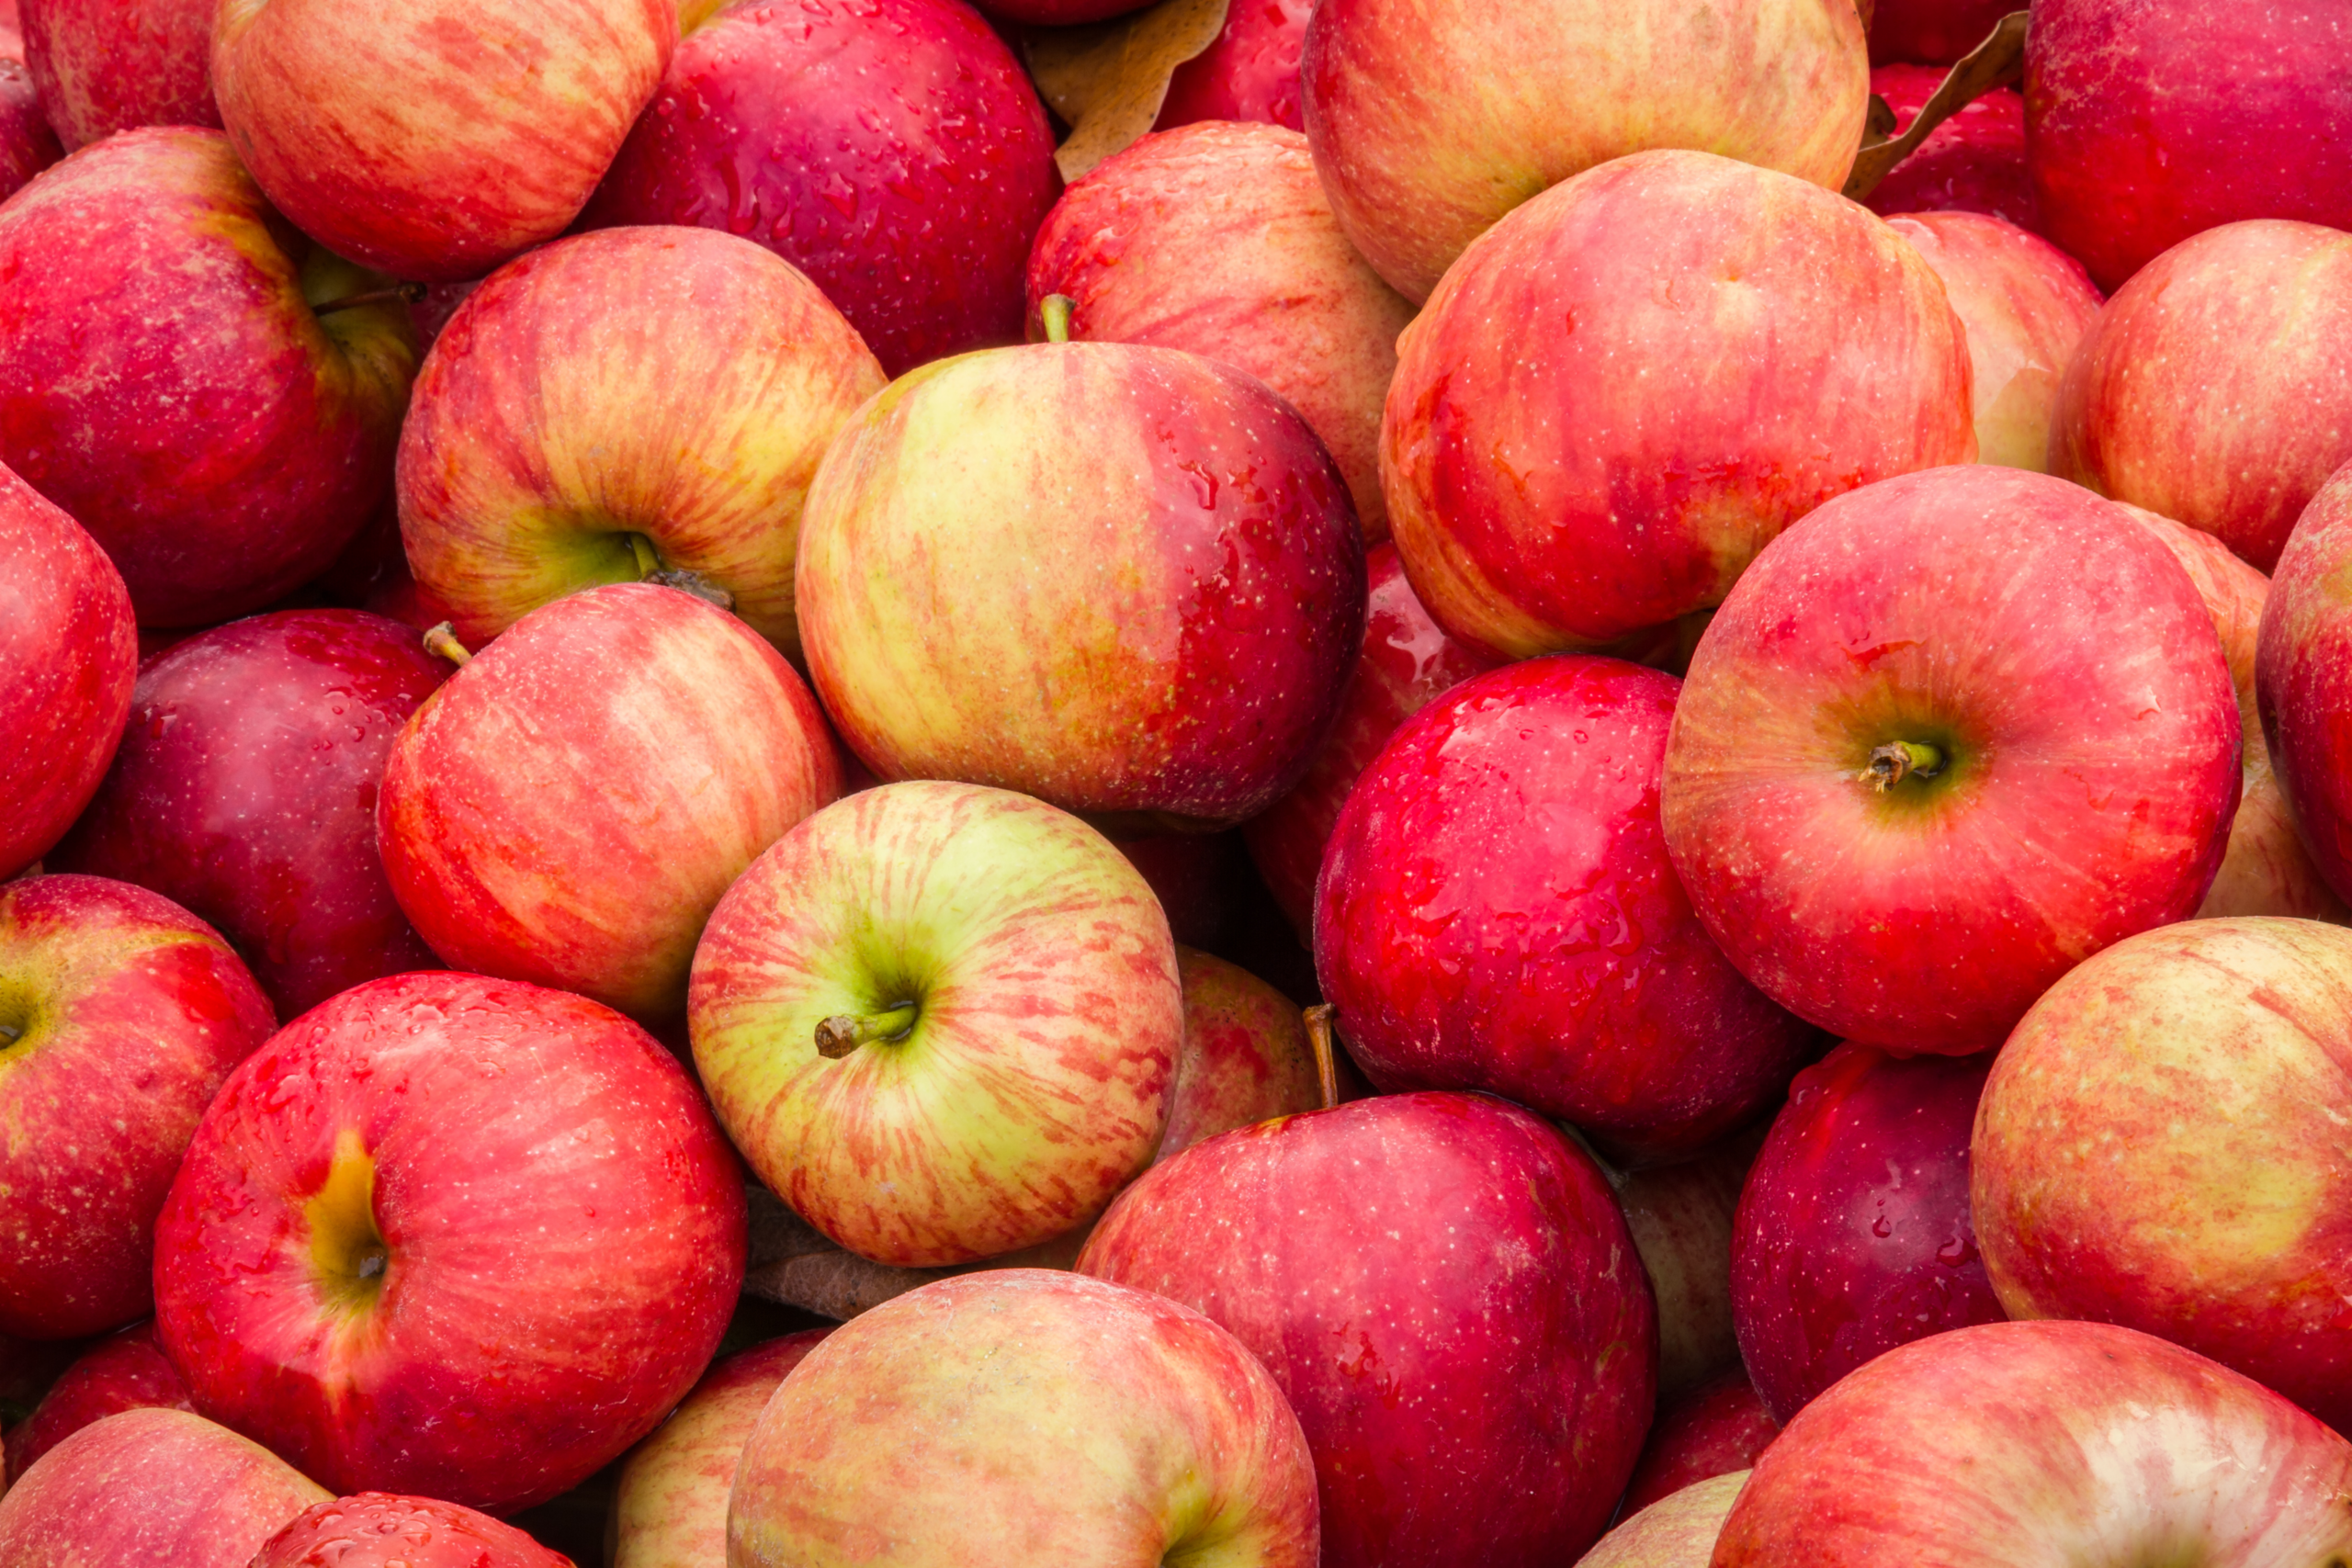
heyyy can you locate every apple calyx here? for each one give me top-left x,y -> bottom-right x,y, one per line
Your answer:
1304,1004 -> 1341,1111
1040,293 -> 1076,344
305,1128 -> 390,1316
815,1003 -> 920,1060
1865,740 -> 1947,792
311,281 -> 427,318
423,622 -> 472,667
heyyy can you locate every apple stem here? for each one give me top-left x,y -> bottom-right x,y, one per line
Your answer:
815,1003 -> 919,1060
1040,293 -> 1076,344
422,622 -> 472,667
1866,740 -> 1946,791
628,533 -> 662,579
312,281 -> 427,317
1304,1004 -> 1340,1111
645,568 -> 736,613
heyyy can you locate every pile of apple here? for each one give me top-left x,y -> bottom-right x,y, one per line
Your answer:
9,0 -> 2352,1562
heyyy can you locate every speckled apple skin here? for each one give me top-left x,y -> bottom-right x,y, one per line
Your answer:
0,875 -> 274,1341
1863,69 -> 2036,232
688,782 -> 1180,1266
577,0 -> 1057,379
1078,1092 -> 1657,1568
253,1494 -> 574,1568
729,1271 -> 1319,1568
1580,1471 -> 1747,1568
1867,0 -> 2011,62
1714,1320 -> 2352,1566
0,129 -> 416,626
1301,0 -> 1867,301
797,342 -> 1365,828
211,0 -> 673,282
5,1321 -> 193,1483
1157,0 -> 1309,130
1161,947 -> 1320,1159
18,0 -> 214,149
396,226 -> 885,660
1622,1371 -> 1776,1516
1382,150 -> 1975,658
152,971 -> 747,1515
1662,466 -> 2240,1052
2260,466 -> 2352,908
0,56 -> 57,197
2051,220 -> 2352,573
1027,121 -> 1412,544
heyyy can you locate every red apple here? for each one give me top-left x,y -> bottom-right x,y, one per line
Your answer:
1661,465 -> 2240,1052
210,0 -> 673,282
378,583 -> 839,1021
1078,1092 -> 1657,1568
0,468 -> 133,882
0,129 -> 416,626
1612,1130 -> 1766,1400
1025,120 -> 1415,543
1713,1321 -> 2352,1564
4,1322 -> 192,1483
730,1270 -> 1318,1567
797,339 -> 1365,829
1621,1371 -> 1777,1516
1868,0 -> 2012,62
0,53 -> 56,198
1301,0 -> 1867,300
253,1494 -> 574,1568
1383,149 -> 1974,658
18,0 -> 214,149
152,970 -> 746,1514
0,0 -> 19,55
0,1407 -> 328,1568
0,875 -> 274,1341
2051,219 -> 2352,574
1161,947 -> 1321,1160
48,611 -> 443,1020
1862,67 -> 2036,232
1156,0 -> 1309,130
2262,465 -> 2352,905
577,0 -> 1057,378
1317,656 -> 1816,1158
397,227 -> 885,660
2026,0 -> 2352,292
1581,1472 -> 1748,1568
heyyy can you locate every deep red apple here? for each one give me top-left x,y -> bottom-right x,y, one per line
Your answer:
2261,464 -> 2352,904
1317,656 -> 1815,1158
0,53 -> 56,198
1078,1092 -> 1657,1568
152,970 -> 746,1514
1863,66 -> 2036,232
1156,0 -> 1308,130
47,611 -> 443,1020
1661,465 -> 2240,1052
1868,0 -> 2012,62
4,1322 -> 192,1483
1621,1370 -> 1778,1516
253,1494 -> 574,1568
18,0 -> 215,149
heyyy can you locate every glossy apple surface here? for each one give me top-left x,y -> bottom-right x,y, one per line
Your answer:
578,0 -> 1057,378
1868,0 -> 2011,62
1579,1472 -> 1747,1568
1317,657 -> 1815,1157
1713,1320 -> 2352,1564
0,53 -> 55,197
1079,1092 -> 1657,1568
1157,0 -> 1308,130
1384,149 -> 1974,658
18,0 -> 214,148
4,1321 -> 192,1483
253,1494 -> 573,1568
379,583 -> 839,1021
798,341 -> 1365,829
1026,121 -> 1412,545
1662,465 -> 2240,1052
1863,66 -> 2036,232
0,129 -> 415,626
152,971 -> 746,1514
1613,1130 -> 1764,1400
2261,465 -> 2352,906
1162,947 -> 1321,1159
49,611 -> 442,1020
1622,1371 -> 1776,1516
1302,0 -> 1866,300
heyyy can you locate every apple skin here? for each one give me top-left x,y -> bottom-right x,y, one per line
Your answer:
1301,0 -> 1866,302
2260,466 -> 2352,908
1317,656 -> 1817,1159
1661,465 -> 2241,1053
2026,0 -> 2352,293
151,970 -> 747,1515
378,583 -> 839,1022
1612,1130 -> 1766,1401
797,342 -> 1365,829
1078,1092 -> 1657,1568
1382,149 -> 1975,659
576,0 -> 1057,379
1713,1320 -> 2352,1565
396,227 -> 885,660
1025,120 -> 1414,545
210,0 -> 673,283
610,1332 -> 829,1568
730,1270 -> 1318,1568
1621,1371 -> 1776,1516
47,611 -> 443,1020
0,54 -> 56,197
0,129 -> 416,627
253,1494 -> 575,1568
0,468 -> 134,882
18,0 -> 214,149
1156,0 -> 1309,130
2054,221 -> 2352,576
1862,68 -> 2035,233
0,875 -> 276,1341
1161,947 -> 1322,1160
1867,0 -> 2011,62
1579,1472 -> 1747,1568
4,1321 -> 192,1484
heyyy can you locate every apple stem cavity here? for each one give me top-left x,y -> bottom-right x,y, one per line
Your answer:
645,568 -> 737,613
311,281 -> 427,317
422,622 -> 472,667
815,1003 -> 920,1060
1040,293 -> 1076,344
1866,740 -> 1948,792
627,532 -> 662,579
1304,1004 -> 1340,1111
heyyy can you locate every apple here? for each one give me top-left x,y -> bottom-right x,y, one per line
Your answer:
1161,947 -> 1322,1160
1302,0 -> 1867,301
1078,1092 -> 1657,1568
576,0 -> 1057,378
1156,0 -> 1309,130
1621,1371 -> 1776,1516
0,0 -> 19,54
1862,66 -> 2036,232
378,582 -> 839,1022
0,129 -> 416,627
397,227 -> 884,660
731,1269 -> 1317,1566
0,468 -> 133,882
610,1331 -> 829,1568
253,1494 -> 573,1568
1024,120 -> 1415,543
1713,1320 -> 2352,1564
0,875 -> 275,1341
2261,464 -> 2352,905
47,611 -> 444,1020
1317,656 -> 1816,1158
4,1321 -> 192,1483
1612,1129 -> 1766,1400
152,969 -> 746,1514
1868,0 -> 2011,62
1661,464 -> 2240,1052
1578,1472 -> 1747,1568
18,0 -> 215,149
0,53 -> 55,198
797,336 -> 1365,829
690,780 -> 1181,1266
0,1407 -> 328,1568
2027,0 -> 2352,293
1383,149 -> 1975,658
210,0 -> 673,283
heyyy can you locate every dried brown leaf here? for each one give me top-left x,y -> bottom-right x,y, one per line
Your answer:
1844,9 -> 2028,202
1025,0 -> 1232,184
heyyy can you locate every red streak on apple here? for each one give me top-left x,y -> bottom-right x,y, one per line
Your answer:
1160,947 -> 1321,1159
18,0 -> 216,149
